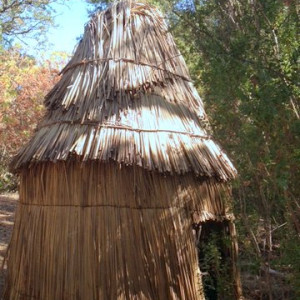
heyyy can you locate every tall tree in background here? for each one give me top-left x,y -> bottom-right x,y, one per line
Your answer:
171,2 -> 299,298
0,48 -> 62,190
0,0 -> 68,190
0,0 -> 66,45
87,1 -> 299,299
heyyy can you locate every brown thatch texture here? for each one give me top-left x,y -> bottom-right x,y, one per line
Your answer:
4,2 -> 241,300
10,1 -> 236,181
19,162 -> 233,221
3,162 -> 214,299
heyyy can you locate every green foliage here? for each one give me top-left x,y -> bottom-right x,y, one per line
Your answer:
86,0 -> 299,297
0,0 -> 69,191
198,222 -> 236,299
0,150 -> 17,191
283,225 -> 300,298
181,1 -> 299,297
0,0 -> 67,46
201,235 -> 223,296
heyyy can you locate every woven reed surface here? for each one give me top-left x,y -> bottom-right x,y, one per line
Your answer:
3,162 -> 210,300
11,1 -> 236,181
19,162 -> 233,221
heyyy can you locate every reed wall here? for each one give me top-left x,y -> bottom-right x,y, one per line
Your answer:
1,161 -> 236,299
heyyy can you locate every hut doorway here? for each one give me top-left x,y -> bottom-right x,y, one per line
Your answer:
195,220 -> 242,300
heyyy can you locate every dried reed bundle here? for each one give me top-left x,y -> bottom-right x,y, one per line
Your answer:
18,162 -> 233,221
3,2 -> 241,300
4,162 -> 209,300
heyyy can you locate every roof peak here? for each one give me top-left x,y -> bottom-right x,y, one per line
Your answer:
10,0 -> 237,180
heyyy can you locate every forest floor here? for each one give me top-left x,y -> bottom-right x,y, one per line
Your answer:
0,193 -> 18,296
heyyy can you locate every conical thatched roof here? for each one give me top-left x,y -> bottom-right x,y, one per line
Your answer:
11,1 -> 236,181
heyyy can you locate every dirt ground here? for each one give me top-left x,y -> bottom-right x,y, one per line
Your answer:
0,194 -> 18,297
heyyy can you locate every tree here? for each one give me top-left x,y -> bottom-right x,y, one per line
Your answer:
0,0 -> 68,189
0,47 -> 62,190
0,0 -> 66,45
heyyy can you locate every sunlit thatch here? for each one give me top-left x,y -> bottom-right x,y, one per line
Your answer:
3,2 -> 241,300
11,1 -> 236,180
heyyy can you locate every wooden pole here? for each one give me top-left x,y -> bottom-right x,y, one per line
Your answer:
228,220 -> 243,299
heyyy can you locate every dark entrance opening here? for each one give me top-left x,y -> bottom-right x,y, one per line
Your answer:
194,220 -> 241,300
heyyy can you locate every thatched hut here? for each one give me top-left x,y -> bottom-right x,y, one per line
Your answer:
3,1 -> 242,299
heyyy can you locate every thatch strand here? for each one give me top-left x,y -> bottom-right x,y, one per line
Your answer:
10,1 -> 236,181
